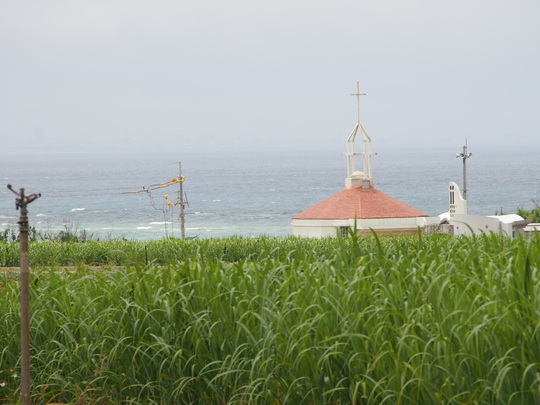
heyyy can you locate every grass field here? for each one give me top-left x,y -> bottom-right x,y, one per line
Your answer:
1,233 -> 540,404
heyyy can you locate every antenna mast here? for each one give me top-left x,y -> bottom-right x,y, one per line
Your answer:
456,141 -> 472,200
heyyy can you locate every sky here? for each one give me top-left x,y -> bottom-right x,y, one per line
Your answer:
1,0 -> 539,154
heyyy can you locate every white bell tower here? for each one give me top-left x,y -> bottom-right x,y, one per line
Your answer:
449,181 -> 467,218
344,82 -> 376,189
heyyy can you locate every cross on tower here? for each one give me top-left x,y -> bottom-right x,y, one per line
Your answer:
344,81 -> 376,189
350,81 -> 366,124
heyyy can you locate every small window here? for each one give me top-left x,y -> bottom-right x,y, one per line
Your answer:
339,226 -> 350,237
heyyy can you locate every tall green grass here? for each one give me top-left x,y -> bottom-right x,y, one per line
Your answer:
0,236 -> 344,267
1,233 -> 539,403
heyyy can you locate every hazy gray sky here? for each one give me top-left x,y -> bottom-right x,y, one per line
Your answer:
1,0 -> 539,154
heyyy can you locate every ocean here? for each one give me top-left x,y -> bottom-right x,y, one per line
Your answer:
1,146 -> 539,240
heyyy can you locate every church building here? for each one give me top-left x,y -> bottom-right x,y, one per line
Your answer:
292,84 -> 437,237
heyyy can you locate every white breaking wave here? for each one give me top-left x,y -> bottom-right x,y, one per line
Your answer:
137,226 -> 152,230
71,208 -> 86,212
149,221 -> 172,225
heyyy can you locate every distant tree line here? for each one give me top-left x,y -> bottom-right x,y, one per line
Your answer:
517,208 -> 540,223
516,197 -> 540,223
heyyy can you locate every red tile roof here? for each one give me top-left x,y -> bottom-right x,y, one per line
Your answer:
293,187 -> 428,220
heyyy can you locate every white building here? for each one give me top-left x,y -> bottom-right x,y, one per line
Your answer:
523,223 -> 540,235
291,184 -> 435,237
442,182 -> 530,238
292,83 -> 438,237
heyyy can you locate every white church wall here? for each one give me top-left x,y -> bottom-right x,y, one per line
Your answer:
292,217 -> 438,238
292,219 -> 340,238
358,217 -> 421,230
451,214 -> 501,236
489,215 -> 530,237
451,214 -> 528,237
421,216 -> 441,226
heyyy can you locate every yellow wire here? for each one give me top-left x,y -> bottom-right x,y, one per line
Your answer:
124,176 -> 186,194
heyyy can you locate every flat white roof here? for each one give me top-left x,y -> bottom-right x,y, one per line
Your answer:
486,214 -> 525,224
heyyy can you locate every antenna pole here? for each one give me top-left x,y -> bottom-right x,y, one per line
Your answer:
178,163 -> 185,239
456,142 -> 472,200
7,185 -> 40,405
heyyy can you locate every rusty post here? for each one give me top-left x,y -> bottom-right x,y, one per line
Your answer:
7,184 -> 40,405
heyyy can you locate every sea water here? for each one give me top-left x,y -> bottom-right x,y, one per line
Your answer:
1,146 -> 539,240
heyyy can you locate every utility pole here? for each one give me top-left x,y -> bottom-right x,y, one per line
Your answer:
178,163 -> 185,239
456,142 -> 472,200
7,185 -> 40,405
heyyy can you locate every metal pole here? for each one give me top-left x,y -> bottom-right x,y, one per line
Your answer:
19,190 -> 31,405
178,163 -> 185,240
456,143 -> 472,200
7,185 -> 40,405
462,145 -> 468,200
